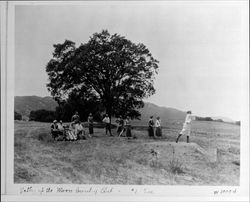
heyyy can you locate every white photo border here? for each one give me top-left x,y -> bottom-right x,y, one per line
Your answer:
1,1 -> 249,201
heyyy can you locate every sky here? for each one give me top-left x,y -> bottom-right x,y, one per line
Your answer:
15,2 -> 248,121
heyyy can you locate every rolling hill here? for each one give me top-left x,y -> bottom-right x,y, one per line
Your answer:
211,116 -> 235,123
14,96 -> 186,123
15,96 -> 58,120
136,102 -> 186,124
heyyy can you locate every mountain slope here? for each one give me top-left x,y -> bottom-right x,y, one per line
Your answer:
136,102 -> 186,124
14,96 -> 58,119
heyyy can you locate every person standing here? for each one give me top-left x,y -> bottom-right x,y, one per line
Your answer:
155,116 -> 162,137
116,116 -> 124,136
88,113 -> 94,137
176,111 -> 196,143
124,116 -> 132,138
102,114 -> 113,136
148,116 -> 155,138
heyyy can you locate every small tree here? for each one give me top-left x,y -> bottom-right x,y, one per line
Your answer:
46,30 -> 159,120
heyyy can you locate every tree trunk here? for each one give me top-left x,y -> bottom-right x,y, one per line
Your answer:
104,93 -> 113,122
106,102 -> 112,122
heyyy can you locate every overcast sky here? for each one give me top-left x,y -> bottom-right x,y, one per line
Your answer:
15,2 -> 248,120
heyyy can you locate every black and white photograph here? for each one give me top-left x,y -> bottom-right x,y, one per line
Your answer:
1,0 -> 249,201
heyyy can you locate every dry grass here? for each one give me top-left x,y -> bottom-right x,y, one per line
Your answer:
14,120 -> 240,185
168,147 -> 185,175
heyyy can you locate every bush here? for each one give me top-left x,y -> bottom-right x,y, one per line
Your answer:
168,158 -> 185,174
14,111 -> 22,120
168,146 -> 185,174
29,109 -> 56,122
196,116 -> 214,121
55,101 -> 104,122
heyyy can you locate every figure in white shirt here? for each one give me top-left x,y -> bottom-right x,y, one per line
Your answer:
102,114 -> 113,136
155,117 -> 162,137
176,111 -> 196,143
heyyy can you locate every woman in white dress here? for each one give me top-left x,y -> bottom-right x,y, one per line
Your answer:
176,111 -> 196,143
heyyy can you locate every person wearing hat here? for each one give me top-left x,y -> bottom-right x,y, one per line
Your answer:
176,111 -> 196,143
87,113 -> 94,137
148,116 -> 155,138
102,114 -> 113,136
51,120 -> 59,140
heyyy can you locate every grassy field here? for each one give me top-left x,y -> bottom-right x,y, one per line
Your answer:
14,120 -> 240,185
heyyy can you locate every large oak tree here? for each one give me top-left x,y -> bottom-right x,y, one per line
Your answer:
46,30 -> 159,120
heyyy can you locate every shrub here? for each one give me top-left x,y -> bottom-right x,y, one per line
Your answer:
168,146 -> 185,174
29,109 -> 56,122
14,111 -> 22,120
168,158 -> 185,174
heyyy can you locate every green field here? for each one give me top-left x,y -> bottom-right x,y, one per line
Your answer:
14,120 -> 240,185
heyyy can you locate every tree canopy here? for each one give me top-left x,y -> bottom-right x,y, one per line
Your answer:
46,30 -> 159,119
54,90 -> 104,122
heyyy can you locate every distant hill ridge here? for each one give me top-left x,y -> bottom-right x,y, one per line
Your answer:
136,102 -> 186,124
15,96 -> 58,120
14,96 -> 186,123
14,96 -> 235,123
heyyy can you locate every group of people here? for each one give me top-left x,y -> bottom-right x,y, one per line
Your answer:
147,111 -> 196,143
115,116 -> 135,138
50,111 -> 86,141
102,114 -> 136,139
51,120 -> 65,140
51,110 -> 196,143
148,116 -> 163,138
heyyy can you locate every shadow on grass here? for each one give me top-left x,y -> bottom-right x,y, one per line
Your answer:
37,132 -> 54,143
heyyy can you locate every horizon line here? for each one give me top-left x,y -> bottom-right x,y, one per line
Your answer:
14,94 -> 238,121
